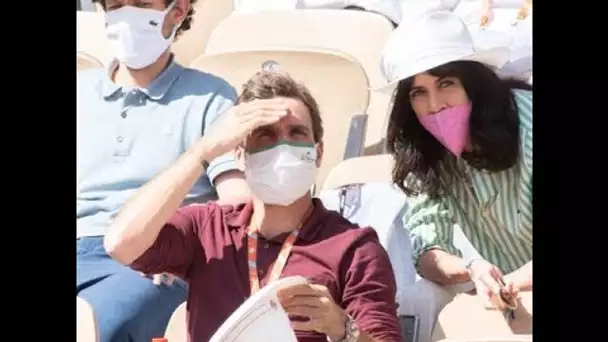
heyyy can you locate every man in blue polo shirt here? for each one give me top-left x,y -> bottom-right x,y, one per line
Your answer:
76,1 -> 251,341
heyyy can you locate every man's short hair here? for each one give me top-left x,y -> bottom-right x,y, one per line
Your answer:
237,71 -> 324,143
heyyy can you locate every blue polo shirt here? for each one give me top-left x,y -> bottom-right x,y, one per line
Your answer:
77,58 -> 238,238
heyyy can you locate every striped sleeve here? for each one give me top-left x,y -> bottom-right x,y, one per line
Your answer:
514,89 -> 533,232
513,89 -> 533,171
403,194 -> 461,267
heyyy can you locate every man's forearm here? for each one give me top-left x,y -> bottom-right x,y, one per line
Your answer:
104,137 -> 223,265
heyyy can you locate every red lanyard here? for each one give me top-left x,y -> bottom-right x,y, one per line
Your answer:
247,226 -> 300,295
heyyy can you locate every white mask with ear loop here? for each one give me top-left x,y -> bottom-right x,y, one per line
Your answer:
105,1 -> 182,69
244,142 -> 318,206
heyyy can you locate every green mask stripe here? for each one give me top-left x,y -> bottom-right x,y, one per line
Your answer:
248,141 -> 315,155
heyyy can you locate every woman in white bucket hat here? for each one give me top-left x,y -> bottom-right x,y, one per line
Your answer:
377,11 -> 533,342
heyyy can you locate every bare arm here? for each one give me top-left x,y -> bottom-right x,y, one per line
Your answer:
418,249 -> 471,285
405,195 -> 469,285
193,82 -> 251,206
505,261 -> 532,291
104,137 -> 224,265
214,170 -> 252,205
104,98 -> 289,265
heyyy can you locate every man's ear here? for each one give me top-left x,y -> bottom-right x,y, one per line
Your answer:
235,145 -> 246,172
315,141 -> 324,168
173,0 -> 190,22
165,0 -> 188,36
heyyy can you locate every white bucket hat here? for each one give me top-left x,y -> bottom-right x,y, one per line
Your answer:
375,11 -> 510,94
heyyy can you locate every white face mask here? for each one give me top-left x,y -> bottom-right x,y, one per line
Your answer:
244,142 -> 318,207
104,2 -> 179,69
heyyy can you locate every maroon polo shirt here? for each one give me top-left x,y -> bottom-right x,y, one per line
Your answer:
130,198 -> 402,342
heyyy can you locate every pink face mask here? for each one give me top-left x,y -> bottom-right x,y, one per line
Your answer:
417,103 -> 472,157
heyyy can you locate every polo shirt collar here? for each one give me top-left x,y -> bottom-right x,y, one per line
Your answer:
101,55 -> 184,100
225,198 -> 329,242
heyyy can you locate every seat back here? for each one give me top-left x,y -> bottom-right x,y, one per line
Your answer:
76,11 -> 111,65
172,0 -> 234,65
190,48 -> 370,189
432,292 -> 533,341
205,10 -> 394,152
77,51 -> 103,70
323,154 -> 394,190
165,302 -> 188,341
76,297 -> 99,342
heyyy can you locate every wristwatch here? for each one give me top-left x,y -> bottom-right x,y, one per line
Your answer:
328,315 -> 360,342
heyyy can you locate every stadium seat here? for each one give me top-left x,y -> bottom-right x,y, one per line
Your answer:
205,10 -> 395,154
77,296 -> 99,342
76,11 -> 111,66
165,302 -> 188,341
323,154 -> 394,190
190,48 -> 369,190
92,1 -> 103,12
77,51 -> 103,71
172,0 -> 234,65
432,292 -> 533,341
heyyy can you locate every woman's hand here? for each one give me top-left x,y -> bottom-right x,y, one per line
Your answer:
503,261 -> 533,294
467,259 -> 506,309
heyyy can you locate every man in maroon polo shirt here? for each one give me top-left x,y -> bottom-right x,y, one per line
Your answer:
105,72 -> 403,342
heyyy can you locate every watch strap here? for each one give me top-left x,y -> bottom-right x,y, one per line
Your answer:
329,314 -> 360,342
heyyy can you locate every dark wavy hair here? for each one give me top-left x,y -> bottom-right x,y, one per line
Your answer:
386,60 -> 532,199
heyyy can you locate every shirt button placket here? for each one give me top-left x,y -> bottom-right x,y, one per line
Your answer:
114,94 -> 133,158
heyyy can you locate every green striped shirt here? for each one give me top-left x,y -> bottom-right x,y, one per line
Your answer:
404,89 -> 533,274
